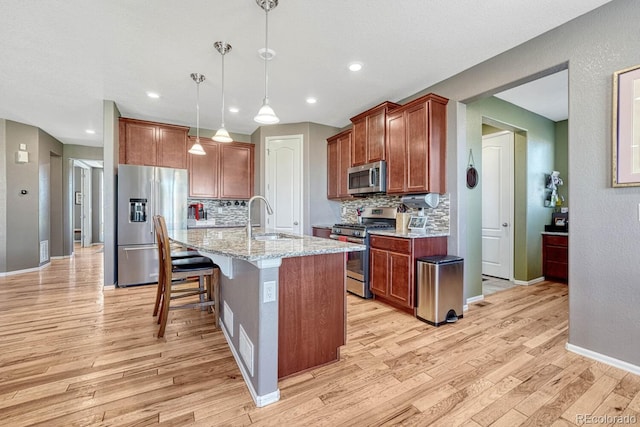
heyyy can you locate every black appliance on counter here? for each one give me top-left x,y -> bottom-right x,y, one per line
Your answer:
545,212 -> 568,232
330,207 -> 396,298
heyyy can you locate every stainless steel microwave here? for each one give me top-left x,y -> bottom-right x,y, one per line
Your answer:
347,161 -> 386,195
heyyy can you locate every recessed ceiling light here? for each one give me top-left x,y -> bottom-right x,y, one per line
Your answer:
229,107 -> 239,113
85,129 -> 96,134
348,62 -> 363,72
146,92 -> 160,99
306,97 -> 317,104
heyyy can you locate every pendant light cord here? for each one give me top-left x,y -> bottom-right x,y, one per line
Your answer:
196,80 -> 201,141
221,51 -> 226,128
263,5 -> 269,102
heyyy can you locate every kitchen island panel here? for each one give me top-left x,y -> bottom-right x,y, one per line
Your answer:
278,252 -> 346,379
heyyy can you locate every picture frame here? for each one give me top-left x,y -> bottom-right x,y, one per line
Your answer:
612,64 -> 640,187
75,191 -> 82,205
407,215 -> 427,231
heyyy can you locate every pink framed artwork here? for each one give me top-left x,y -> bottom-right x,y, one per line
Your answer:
613,64 -> 640,187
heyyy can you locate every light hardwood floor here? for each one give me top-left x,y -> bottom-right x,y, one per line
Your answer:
1,246 -> 639,426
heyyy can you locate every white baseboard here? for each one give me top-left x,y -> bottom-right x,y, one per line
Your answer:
464,294 -> 484,311
221,321 -> 280,407
0,262 -> 50,277
566,343 -> 640,376
514,276 -> 545,286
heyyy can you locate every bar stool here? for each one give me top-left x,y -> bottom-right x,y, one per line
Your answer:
153,215 -> 219,338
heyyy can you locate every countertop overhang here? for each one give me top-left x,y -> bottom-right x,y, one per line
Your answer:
168,227 -> 365,262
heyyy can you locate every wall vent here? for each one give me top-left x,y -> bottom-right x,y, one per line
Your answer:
223,300 -> 233,337
39,240 -> 49,263
239,325 -> 254,377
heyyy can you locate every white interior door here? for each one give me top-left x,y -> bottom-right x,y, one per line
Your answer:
80,167 -> 93,247
481,131 -> 514,279
265,135 -> 303,234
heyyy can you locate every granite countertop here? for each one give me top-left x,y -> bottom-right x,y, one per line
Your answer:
369,229 -> 450,239
187,219 -> 253,229
541,231 -> 569,236
169,227 -> 365,262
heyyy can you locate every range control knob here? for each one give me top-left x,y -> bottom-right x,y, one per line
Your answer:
354,230 -> 361,237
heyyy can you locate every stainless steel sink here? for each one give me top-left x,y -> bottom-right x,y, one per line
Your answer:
252,232 -> 300,241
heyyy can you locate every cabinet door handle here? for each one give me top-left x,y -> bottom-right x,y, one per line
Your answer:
293,221 -> 299,225
502,222 -> 508,227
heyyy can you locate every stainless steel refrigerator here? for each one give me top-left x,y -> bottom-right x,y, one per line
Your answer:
117,164 -> 188,287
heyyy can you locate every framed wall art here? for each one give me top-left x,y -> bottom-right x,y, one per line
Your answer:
612,64 -> 640,187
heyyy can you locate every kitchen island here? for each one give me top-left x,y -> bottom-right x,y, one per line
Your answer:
168,227 -> 365,407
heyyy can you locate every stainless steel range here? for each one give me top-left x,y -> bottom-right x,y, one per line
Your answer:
330,207 -> 396,298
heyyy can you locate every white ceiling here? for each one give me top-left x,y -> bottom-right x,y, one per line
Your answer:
0,1 -> 605,147
494,69 -> 569,121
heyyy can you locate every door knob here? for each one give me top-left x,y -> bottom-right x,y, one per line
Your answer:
293,221 -> 299,225
502,222 -> 508,227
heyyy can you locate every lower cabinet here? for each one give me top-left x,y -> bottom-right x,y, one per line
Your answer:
542,233 -> 568,282
369,235 -> 447,313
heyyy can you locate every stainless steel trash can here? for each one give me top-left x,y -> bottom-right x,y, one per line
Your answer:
416,255 -> 463,326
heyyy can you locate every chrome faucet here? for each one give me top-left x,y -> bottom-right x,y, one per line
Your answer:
246,195 -> 274,239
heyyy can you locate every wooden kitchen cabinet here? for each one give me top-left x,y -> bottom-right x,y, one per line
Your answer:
350,101 -> 400,166
219,142 -> 254,199
119,118 -> 189,169
187,137 -> 254,199
312,227 -> 332,239
327,129 -> 352,199
188,139 -> 220,198
542,233 -> 568,282
369,234 -> 447,313
386,93 -> 448,195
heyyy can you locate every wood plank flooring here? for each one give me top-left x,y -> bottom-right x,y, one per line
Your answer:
1,245 -> 639,426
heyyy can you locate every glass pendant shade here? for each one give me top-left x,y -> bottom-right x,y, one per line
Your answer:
212,127 -> 233,143
212,41 -> 233,143
188,139 -> 206,155
254,99 -> 280,124
189,73 -> 207,155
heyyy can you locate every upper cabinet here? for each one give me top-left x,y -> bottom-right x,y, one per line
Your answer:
386,93 -> 448,195
187,137 -> 255,199
327,129 -> 353,199
188,139 -> 220,199
350,101 -> 400,166
219,142 -> 255,199
119,118 -> 189,169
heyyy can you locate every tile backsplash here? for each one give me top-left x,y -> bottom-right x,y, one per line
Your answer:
188,199 -> 249,226
341,193 -> 450,234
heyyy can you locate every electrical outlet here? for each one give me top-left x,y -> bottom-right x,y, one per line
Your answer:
218,207 -> 223,214
263,281 -> 276,303
341,207 -> 346,215
210,218 -> 216,226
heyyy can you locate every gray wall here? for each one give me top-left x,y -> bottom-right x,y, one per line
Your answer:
5,121 -> 40,271
0,121 -> 63,272
38,129 -> 64,264
49,154 -> 64,258
92,167 -> 104,243
103,100 -> 120,286
555,120 -> 569,207
0,120 -> 6,272
405,0 -> 640,366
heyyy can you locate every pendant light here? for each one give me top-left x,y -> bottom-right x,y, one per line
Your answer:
188,73 -> 206,155
212,41 -> 233,143
254,0 -> 279,125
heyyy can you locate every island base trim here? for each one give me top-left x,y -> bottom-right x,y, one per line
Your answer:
221,320 -> 281,407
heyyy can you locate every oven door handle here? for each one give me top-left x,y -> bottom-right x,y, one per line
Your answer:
330,234 -> 365,244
